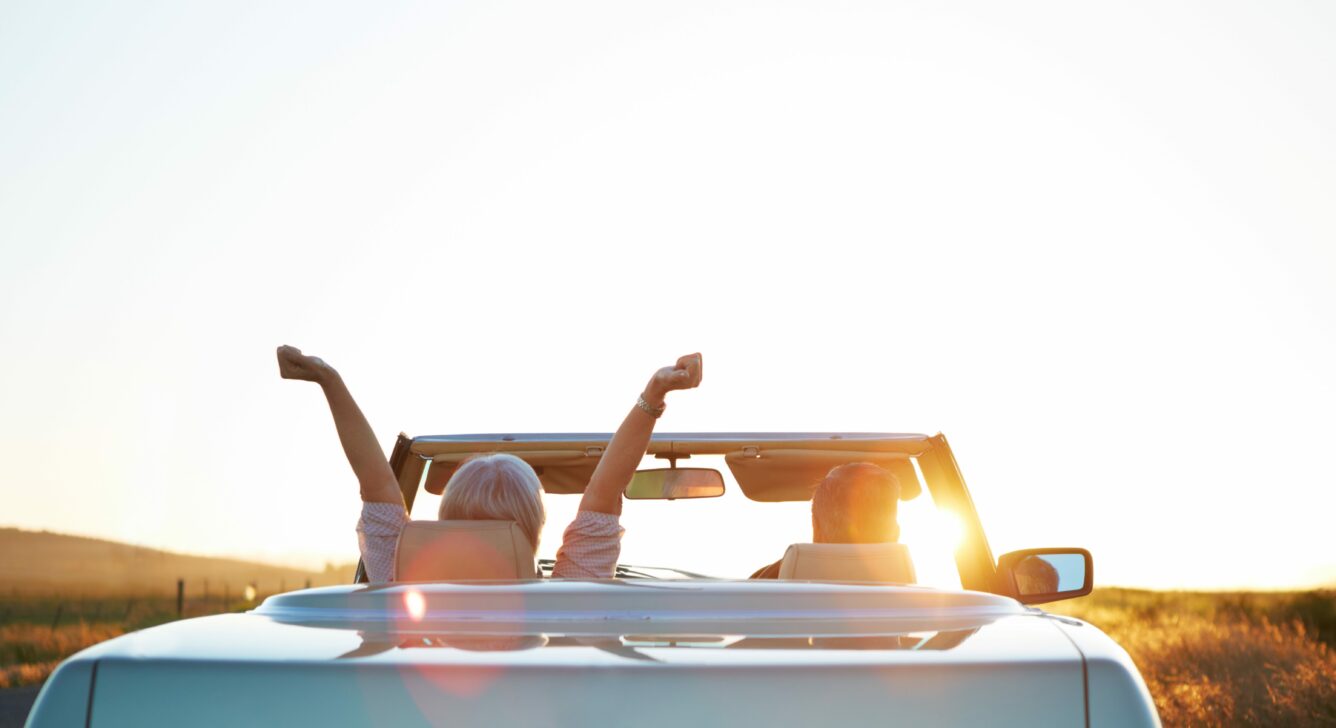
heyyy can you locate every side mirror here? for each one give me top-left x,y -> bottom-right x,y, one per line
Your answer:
995,548 -> 1093,605
625,468 -> 725,500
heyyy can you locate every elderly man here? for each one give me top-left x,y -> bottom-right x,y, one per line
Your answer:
749,462 -> 901,579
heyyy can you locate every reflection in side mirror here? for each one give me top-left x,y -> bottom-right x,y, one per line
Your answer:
625,468 -> 725,500
995,548 -> 1093,605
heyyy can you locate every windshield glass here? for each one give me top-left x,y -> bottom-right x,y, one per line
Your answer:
412,454 -> 964,590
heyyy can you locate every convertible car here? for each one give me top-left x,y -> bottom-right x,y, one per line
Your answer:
27,433 -> 1160,727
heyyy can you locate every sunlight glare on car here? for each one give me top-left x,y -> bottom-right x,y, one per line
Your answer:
404,589 -> 427,621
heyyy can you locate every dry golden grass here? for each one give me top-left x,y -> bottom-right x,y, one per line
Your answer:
0,594 -> 254,688
0,528 -> 354,596
1051,590 -> 1336,726
0,623 -> 125,688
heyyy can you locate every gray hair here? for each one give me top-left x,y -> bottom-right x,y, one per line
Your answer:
438,453 -> 546,552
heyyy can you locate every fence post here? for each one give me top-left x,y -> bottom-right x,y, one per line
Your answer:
177,578 -> 185,618
50,603 -> 63,631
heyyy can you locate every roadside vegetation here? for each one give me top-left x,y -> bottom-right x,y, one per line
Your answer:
0,594 -> 255,689
0,529 -> 355,691
1049,588 -> 1336,726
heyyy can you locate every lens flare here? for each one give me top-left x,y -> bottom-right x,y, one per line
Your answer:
404,589 -> 426,621
930,510 -> 964,550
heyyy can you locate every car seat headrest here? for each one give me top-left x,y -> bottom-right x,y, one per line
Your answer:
777,542 -> 917,583
395,520 -> 537,581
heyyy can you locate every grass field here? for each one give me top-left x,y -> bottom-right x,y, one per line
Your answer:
0,528 -> 352,596
3,587 -> 1334,725
1048,588 -> 1336,726
0,528 -> 354,692
0,593 -> 254,689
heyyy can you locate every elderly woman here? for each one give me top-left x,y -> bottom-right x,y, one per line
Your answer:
277,345 -> 702,581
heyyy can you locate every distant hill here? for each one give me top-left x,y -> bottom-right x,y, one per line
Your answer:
0,528 -> 356,596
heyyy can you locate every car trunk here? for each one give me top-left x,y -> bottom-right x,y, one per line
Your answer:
39,581 -> 1088,727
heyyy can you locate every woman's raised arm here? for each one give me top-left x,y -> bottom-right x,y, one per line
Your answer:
578,353 -> 703,515
277,345 -> 402,506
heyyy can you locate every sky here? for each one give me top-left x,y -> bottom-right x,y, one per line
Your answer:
1,0 -> 1333,590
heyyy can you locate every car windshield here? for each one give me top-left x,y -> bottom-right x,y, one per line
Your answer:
408,453 -> 965,590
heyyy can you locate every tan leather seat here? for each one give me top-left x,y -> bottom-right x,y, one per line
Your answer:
395,520 -> 537,581
777,542 -> 917,583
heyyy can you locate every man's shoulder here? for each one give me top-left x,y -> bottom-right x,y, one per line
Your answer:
748,558 -> 783,580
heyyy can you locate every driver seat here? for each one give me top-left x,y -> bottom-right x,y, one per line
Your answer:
778,542 -> 917,583
395,520 -> 538,580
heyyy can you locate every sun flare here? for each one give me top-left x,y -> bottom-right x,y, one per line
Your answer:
404,589 -> 426,621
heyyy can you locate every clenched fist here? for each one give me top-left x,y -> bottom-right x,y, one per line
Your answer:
276,345 -> 335,383
644,353 -> 703,405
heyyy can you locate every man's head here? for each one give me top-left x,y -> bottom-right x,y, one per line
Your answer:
811,462 -> 901,544
1013,556 -> 1060,595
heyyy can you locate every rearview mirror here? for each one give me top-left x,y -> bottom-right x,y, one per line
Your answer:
995,548 -> 1093,605
625,468 -> 725,500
